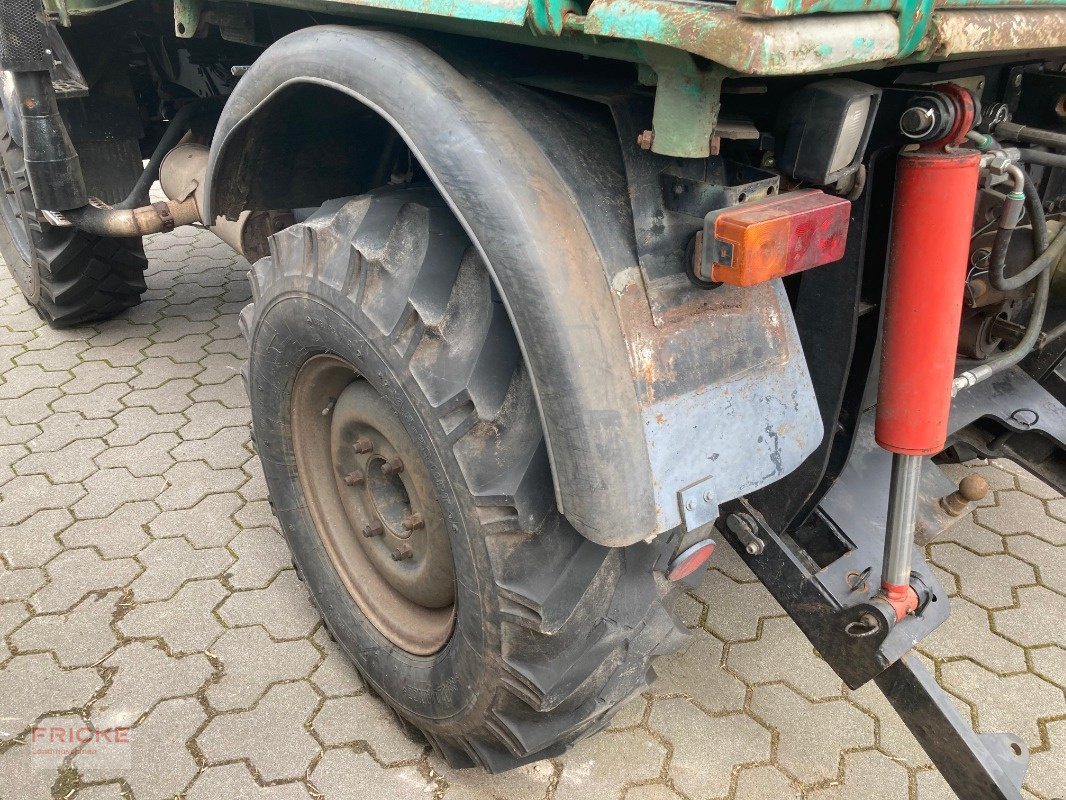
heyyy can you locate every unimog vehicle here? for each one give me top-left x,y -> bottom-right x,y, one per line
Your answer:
2,0 -> 1065,795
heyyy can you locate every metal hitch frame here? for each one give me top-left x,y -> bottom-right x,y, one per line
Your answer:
719,365 -> 1066,799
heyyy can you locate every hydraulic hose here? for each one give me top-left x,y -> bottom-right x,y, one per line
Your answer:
1046,318 -> 1066,346
995,121 -> 1066,151
1014,148 -> 1066,170
116,102 -> 200,209
988,171 -> 1053,292
954,186 -> 1065,393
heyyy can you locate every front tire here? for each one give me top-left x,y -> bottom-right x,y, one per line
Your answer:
242,187 -> 688,771
0,115 -> 147,327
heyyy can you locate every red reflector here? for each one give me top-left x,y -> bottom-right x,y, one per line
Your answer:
667,539 -> 716,582
698,190 -> 851,287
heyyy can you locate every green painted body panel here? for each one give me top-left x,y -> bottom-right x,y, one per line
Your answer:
45,0 -> 1066,75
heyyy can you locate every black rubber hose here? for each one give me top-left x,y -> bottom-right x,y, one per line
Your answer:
995,121 -> 1066,151
115,102 -> 200,209
989,173 -> 1054,292
1016,149 -> 1066,170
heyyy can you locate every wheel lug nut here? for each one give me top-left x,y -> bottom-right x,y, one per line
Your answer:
391,544 -> 413,561
401,512 -> 424,531
362,521 -> 384,538
353,437 -> 373,454
382,457 -> 404,476
343,470 -> 365,486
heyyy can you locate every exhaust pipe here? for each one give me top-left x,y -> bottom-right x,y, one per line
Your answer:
157,142 -> 292,260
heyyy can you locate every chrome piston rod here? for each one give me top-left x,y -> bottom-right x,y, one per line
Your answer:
882,453 -> 923,590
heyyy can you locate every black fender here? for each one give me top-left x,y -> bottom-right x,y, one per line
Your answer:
204,26 -> 823,545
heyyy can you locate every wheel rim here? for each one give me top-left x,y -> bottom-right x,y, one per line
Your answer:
291,355 -> 456,655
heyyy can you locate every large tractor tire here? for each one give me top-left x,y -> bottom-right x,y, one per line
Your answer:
0,115 -> 147,327
242,186 -> 689,771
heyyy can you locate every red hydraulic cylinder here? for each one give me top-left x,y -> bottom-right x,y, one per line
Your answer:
875,148 -> 981,456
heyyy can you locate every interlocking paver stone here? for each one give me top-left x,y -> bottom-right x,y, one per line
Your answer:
311,749 -> 431,799
727,615 -> 843,700
1025,718 -> 1066,799
186,763 -> 312,800
993,585 -> 1066,648
226,527 -> 292,588
0,474 -> 85,526
72,468 -> 166,519
750,683 -> 874,784
172,425 -> 251,470
130,537 -> 232,601
104,407 -> 186,447
32,548 -> 141,613
26,412 -> 112,451
0,564 -> 46,600
977,489 -> 1066,543
218,570 -> 320,639
60,501 -> 155,558
14,436 -> 106,483
156,460 -> 246,510
648,698 -> 768,799
734,765 -> 800,800
434,754 -> 554,800
147,492 -> 242,549
1030,645 -> 1065,687
652,628 -> 747,713
92,641 -> 213,729
0,653 -> 101,734
206,625 -> 319,711
117,579 -> 227,654
0,713 -> 82,798
0,507 -> 69,567
309,627 -> 364,697
0,386 -> 61,425
929,543 -> 1036,609
179,400 -> 250,440
79,696 -> 206,799
1007,534 -> 1066,590
314,692 -> 425,762
918,595 -> 1027,674
94,431 -> 179,477
693,569 -> 782,642
939,660 -> 1066,746
12,590 -> 120,667
555,728 -> 666,800
806,750 -> 910,800
197,680 -> 320,782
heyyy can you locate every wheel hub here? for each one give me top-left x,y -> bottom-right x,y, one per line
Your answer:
291,355 -> 455,655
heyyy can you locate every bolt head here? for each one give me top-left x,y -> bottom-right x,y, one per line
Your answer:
390,544 -> 413,561
900,106 -> 936,138
401,512 -> 424,532
353,437 -> 373,454
382,457 -> 404,476
685,499 -> 697,512
343,470 -> 365,486
637,130 -> 655,151
702,491 -> 714,504
362,521 -> 384,538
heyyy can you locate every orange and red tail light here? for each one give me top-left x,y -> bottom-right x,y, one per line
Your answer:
697,190 -> 851,287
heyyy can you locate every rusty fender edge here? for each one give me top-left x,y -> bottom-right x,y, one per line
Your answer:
202,26 -> 823,545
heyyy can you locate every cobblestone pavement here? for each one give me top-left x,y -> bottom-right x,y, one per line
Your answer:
0,223 -> 1063,800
